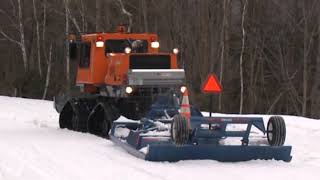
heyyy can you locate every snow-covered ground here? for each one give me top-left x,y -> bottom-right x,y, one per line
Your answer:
0,96 -> 320,180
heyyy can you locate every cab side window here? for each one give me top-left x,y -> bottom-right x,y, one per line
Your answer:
79,43 -> 91,68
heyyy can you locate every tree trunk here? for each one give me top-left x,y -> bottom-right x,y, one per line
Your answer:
80,0 -> 87,32
65,0 -> 70,90
118,0 -> 133,32
218,0 -> 230,111
42,0 -> 47,62
311,12 -> 320,118
95,0 -> 101,32
32,0 -> 42,77
17,0 -> 28,72
302,1 -> 308,116
42,0 -> 46,44
239,0 -> 248,114
42,44 -> 53,99
141,0 -> 148,32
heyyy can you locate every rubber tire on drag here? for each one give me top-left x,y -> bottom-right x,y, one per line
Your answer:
171,114 -> 190,145
267,116 -> 286,146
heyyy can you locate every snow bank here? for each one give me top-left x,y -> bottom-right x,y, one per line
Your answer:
0,96 -> 320,180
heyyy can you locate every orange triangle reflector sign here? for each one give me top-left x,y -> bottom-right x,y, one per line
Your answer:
202,74 -> 222,93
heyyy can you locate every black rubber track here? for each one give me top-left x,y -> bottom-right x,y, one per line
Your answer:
267,116 -> 286,146
59,99 -> 94,132
72,103 -> 91,132
88,102 -> 120,138
171,114 -> 189,145
59,102 -> 73,130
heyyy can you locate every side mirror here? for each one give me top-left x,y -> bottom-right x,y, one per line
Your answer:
69,42 -> 77,59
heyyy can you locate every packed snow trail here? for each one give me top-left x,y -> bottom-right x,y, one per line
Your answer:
0,96 -> 320,180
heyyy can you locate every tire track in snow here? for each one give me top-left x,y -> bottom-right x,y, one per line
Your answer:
0,163 -> 5,179
12,145 -> 56,179
86,142 -> 170,180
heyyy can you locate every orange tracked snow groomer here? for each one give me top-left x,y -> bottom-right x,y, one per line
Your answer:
54,26 -> 186,137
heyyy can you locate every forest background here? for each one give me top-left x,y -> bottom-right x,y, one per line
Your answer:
1,0 -> 320,118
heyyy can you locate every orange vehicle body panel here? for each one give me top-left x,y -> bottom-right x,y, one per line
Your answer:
75,32 -> 178,87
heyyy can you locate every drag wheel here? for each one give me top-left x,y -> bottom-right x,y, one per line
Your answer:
171,114 -> 190,145
267,116 -> 286,146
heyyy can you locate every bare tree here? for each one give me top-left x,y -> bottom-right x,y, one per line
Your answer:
80,0 -> 87,32
0,0 -> 28,72
301,0 -> 318,116
302,1 -> 308,116
65,0 -> 70,90
239,0 -> 248,114
66,7 -> 81,33
42,0 -> 47,43
310,11 -> 320,118
42,44 -> 53,99
32,0 -> 42,77
96,0 -> 102,32
219,0 -> 231,111
16,0 -> 27,72
16,0 -> 27,71
141,0 -> 148,32
51,0 -> 81,32
117,0 -> 133,32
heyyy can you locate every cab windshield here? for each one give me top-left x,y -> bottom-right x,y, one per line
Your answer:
105,39 -> 148,53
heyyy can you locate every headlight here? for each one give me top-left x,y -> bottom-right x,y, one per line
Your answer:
96,41 -> 104,47
173,48 -> 179,54
180,86 -> 187,93
125,86 -> 133,94
151,41 -> 160,48
125,47 -> 131,54
107,53 -> 115,57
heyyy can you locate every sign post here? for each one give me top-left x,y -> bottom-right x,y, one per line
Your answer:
209,94 -> 213,117
202,74 -> 222,117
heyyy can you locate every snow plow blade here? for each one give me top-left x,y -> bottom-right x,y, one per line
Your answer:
145,144 -> 292,162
